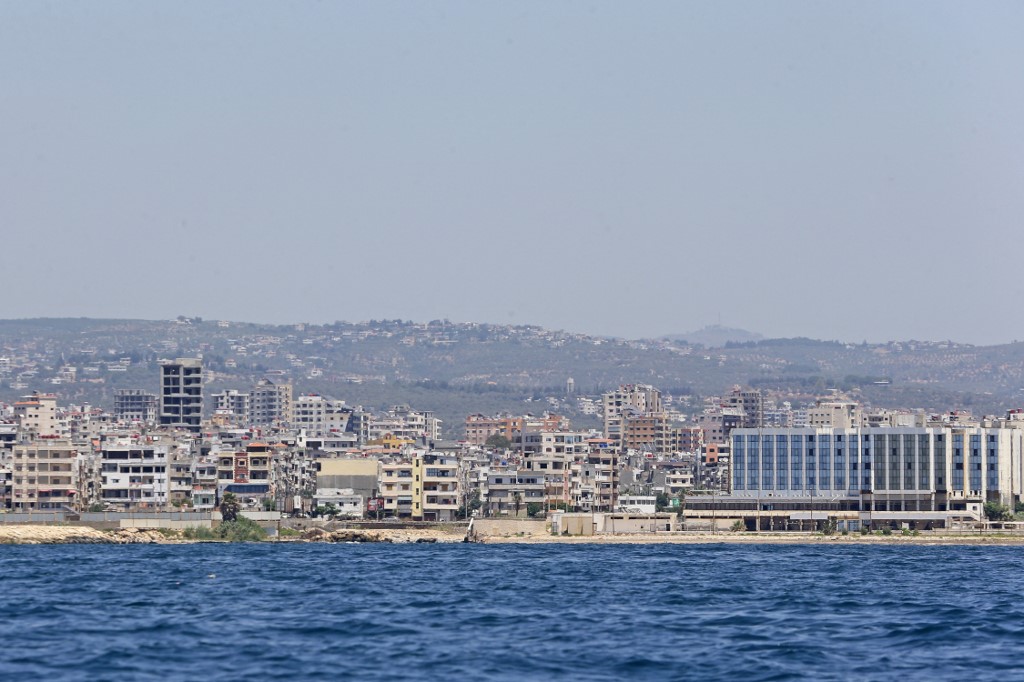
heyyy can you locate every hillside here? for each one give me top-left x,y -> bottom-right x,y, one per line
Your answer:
1,317 -> 1022,433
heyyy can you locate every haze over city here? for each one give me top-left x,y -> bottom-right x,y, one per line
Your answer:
2,2 -> 1022,344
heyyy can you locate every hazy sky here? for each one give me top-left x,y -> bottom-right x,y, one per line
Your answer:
2,2 -> 1022,344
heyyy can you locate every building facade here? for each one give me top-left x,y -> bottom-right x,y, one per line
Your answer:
159,358 -> 203,432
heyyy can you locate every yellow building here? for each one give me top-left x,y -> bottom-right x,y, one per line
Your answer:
380,452 -> 460,521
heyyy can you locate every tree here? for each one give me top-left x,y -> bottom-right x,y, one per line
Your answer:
526,502 -> 544,518
485,434 -> 512,450
220,492 -> 241,522
513,491 -> 523,517
984,501 -> 1012,521
655,492 -> 670,513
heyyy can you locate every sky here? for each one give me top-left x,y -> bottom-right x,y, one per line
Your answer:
2,2 -> 1023,344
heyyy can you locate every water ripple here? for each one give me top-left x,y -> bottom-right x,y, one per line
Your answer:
2,544 -> 1024,680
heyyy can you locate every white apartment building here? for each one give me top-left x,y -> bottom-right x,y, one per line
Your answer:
100,439 -> 170,510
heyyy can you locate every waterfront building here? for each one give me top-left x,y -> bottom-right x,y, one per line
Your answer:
379,451 -> 459,521
485,470 -> 545,517
316,458 -> 378,503
726,425 -> 1024,526
158,358 -> 203,432
216,442 -> 273,504
99,439 -> 169,510
10,440 -> 80,511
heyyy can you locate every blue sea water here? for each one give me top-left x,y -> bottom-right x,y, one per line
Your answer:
2,543 -> 1024,681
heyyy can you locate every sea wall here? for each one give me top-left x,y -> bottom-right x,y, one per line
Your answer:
472,519 -> 548,537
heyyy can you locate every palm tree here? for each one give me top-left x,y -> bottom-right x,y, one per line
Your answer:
513,491 -> 523,518
220,492 -> 241,522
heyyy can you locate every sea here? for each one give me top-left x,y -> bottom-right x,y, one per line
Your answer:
2,543 -> 1023,681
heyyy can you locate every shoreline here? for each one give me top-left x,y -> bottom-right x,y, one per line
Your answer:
5,524 -> 1024,546
476,531 -> 1024,545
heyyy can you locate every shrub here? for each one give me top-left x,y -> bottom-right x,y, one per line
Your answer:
183,526 -> 215,540
183,517 -> 266,542
730,520 -> 746,532
216,517 -> 267,542
882,527 -> 893,536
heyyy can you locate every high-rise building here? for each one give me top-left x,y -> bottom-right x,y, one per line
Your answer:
250,379 -> 293,427
159,358 -> 203,432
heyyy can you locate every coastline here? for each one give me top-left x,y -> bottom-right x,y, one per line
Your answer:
5,524 -> 1024,546
476,531 -> 1024,545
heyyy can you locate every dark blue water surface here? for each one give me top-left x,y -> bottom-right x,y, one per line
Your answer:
2,543 -> 1024,680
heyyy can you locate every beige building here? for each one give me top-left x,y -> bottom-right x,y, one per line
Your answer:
603,384 -> 662,446
14,392 -> 59,438
379,452 -> 460,521
807,401 -> 863,428
11,440 -> 80,511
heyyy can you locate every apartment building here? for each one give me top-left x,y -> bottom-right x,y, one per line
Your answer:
212,389 -> 251,423
485,470 -> 546,516
464,413 -> 568,446
570,445 -> 618,512
250,379 -> 293,427
14,392 -> 59,437
602,384 -> 662,446
113,389 -> 158,423
159,358 -> 203,432
216,442 -> 273,503
11,440 -> 79,511
379,451 -> 459,521
100,439 -> 169,510
369,406 -> 442,443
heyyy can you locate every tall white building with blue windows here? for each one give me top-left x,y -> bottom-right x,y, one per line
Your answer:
730,425 -> 1024,520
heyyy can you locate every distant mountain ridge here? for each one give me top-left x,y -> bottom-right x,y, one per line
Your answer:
662,325 -> 764,347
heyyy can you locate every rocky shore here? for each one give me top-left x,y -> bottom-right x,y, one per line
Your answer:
0,525 -> 178,545
0,524 -> 467,545
296,526 -> 465,543
7,524 -> 1019,546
